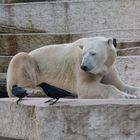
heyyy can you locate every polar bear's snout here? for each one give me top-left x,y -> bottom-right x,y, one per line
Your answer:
80,51 -> 96,72
81,65 -> 88,71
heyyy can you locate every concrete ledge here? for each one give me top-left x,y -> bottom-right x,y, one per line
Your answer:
0,98 -> 140,140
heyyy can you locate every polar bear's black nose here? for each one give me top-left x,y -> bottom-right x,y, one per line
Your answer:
81,65 -> 88,71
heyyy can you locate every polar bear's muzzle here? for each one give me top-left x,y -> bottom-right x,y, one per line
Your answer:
81,64 -> 95,72
81,65 -> 88,71
80,52 -> 96,72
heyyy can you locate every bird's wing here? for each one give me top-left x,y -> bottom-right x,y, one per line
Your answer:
12,87 -> 27,96
54,88 -> 74,97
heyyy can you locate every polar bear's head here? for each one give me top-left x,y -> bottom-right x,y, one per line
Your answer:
79,36 -> 117,74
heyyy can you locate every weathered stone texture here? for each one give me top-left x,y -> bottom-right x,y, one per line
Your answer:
0,56 -> 12,73
0,24 -> 46,33
117,47 -> 140,56
1,1 -> 140,41
0,98 -> 140,140
115,56 -> 140,87
0,34 -> 80,55
1,34 -> 140,56
118,41 -> 140,49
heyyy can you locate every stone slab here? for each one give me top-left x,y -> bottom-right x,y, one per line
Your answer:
0,98 -> 140,140
1,0 -> 140,42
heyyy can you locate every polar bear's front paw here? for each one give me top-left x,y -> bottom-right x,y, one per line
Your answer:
123,94 -> 137,99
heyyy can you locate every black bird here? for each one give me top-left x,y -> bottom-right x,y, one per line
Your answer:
37,82 -> 76,105
12,85 -> 28,104
0,91 -> 8,98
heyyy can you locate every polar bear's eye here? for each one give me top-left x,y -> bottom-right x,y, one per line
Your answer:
91,53 -> 96,56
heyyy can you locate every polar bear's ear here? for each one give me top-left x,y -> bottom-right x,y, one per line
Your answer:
78,45 -> 84,49
107,37 -> 113,46
113,38 -> 117,48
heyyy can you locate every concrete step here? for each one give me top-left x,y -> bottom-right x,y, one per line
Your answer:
0,1 -> 140,42
118,41 -> 140,49
0,33 -> 80,55
0,56 -> 12,73
0,33 -> 140,56
117,47 -> 140,56
0,98 -> 140,140
0,73 -> 7,97
0,24 -> 46,33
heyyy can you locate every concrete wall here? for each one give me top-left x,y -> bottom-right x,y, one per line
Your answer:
0,1 -> 140,42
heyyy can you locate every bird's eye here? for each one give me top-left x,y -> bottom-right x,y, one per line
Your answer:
91,53 -> 96,56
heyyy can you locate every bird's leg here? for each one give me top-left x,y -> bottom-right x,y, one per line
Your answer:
49,99 -> 59,105
16,98 -> 22,104
45,98 -> 55,103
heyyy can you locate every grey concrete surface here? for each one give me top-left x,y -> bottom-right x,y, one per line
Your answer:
0,98 -> 140,140
0,0 -> 140,42
115,56 -> 140,87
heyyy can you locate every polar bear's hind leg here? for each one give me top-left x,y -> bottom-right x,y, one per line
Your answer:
7,52 -> 40,97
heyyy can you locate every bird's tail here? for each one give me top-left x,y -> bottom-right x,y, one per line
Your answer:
67,93 -> 78,98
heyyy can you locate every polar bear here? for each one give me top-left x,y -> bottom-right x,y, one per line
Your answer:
7,36 -> 140,98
